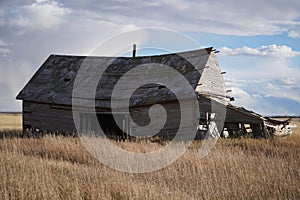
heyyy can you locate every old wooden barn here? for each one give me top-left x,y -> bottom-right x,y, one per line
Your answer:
16,47 -> 275,139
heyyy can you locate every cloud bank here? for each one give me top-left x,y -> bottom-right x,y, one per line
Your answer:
220,45 -> 300,58
1,0 -> 300,36
219,45 -> 300,115
0,0 -> 299,115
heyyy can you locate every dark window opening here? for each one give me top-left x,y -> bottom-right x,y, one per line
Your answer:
79,113 -> 130,137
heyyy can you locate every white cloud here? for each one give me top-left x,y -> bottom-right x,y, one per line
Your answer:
263,68 -> 300,105
56,0 -> 300,36
266,83 -> 278,90
0,38 -> 11,56
263,83 -> 300,104
222,49 -> 300,115
275,75 -> 298,88
0,38 -> 8,46
0,0 -> 71,32
230,87 -> 252,104
225,67 -> 300,113
288,30 -> 299,38
219,45 -> 300,58
226,79 -> 300,115
1,0 -> 300,37
0,47 -> 10,56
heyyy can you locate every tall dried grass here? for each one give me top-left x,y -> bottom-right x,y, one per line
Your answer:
0,114 -> 22,130
0,131 -> 299,199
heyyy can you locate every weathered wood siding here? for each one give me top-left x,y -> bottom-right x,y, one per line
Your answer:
129,99 -> 198,138
23,99 -> 198,137
23,101 -> 76,132
196,52 -> 227,103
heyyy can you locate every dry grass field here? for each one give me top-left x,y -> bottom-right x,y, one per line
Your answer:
0,113 -> 22,130
291,118 -> 300,135
0,114 -> 299,199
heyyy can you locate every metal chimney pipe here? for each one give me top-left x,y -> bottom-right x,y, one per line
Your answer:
132,44 -> 136,57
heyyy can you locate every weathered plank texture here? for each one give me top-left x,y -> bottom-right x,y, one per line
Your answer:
17,48 -> 212,108
23,99 -> 198,136
196,52 -> 227,103
23,101 -> 76,132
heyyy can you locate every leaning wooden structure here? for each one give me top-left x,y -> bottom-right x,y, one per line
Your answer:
16,47 -> 284,138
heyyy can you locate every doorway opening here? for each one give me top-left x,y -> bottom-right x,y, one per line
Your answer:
79,112 -> 130,138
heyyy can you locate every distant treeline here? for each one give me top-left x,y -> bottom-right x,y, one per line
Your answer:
0,112 -> 22,115
265,115 -> 300,118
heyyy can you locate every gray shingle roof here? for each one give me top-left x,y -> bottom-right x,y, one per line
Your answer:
16,48 -> 214,108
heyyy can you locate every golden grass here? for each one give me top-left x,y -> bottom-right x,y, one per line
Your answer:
291,118 -> 300,135
0,113 -> 22,130
0,133 -> 299,199
0,114 -> 299,199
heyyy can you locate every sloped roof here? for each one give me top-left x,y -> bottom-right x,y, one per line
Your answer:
226,104 -> 264,122
17,47 -> 215,108
198,95 -> 264,123
265,117 -> 291,125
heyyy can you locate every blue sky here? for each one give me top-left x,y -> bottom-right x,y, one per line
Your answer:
0,0 -> 300,115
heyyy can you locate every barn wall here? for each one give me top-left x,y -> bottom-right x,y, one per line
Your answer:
129,99 -> 198,138
23,99 -> 198,138
23,101 -> 76,133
